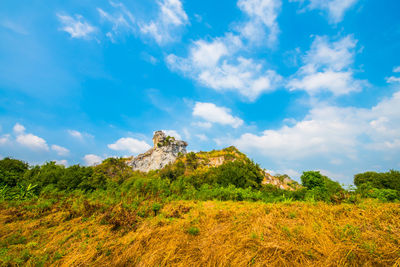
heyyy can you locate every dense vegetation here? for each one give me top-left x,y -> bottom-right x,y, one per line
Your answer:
1,147 -> 399,203
1,148 -> 400,266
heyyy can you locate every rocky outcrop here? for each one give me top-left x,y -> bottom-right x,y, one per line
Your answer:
126,131 -> 188,172
262,172 -> 300,191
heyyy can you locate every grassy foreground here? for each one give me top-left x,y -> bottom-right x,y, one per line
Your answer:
1,198 -> 400,266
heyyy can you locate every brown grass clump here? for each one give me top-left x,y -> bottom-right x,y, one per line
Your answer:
1,199 -> 400,266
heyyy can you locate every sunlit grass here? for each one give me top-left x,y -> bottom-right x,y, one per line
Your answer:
1,198 -> 399,266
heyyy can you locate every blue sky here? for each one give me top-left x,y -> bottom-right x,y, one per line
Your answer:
1,0 -> 399,183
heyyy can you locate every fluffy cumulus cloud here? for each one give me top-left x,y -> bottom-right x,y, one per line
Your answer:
193,102 -> 243,128
291,0 -> 359,23
57,14 -> 96,38
51,145 -> 70,156
140,0 -> 189,44
287,35 -> 367,96
83,154 -> 103,166
237,0 -> 282,46
165,0 -> 284,100
11,123 -> 49,151
16,133 -> 49,151
108,137 -> 151,154
167,34 -> 282,100
13,123 -> 25,134
234,90 -> 400,161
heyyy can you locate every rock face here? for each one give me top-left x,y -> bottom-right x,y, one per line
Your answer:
262,172 -> 300,191
126,131 -> 188,172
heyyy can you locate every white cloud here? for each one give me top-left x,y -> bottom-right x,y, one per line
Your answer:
386,67 -> 400,83
57,14 -> 96,38
51,145 -> 70,156
288,70 -> 363,95
68,130 -> 82,139
291,0 -> 359,23
386,76 -> 400,83
0,134 -> 10,145
196,134 -> 208,141
55,159 -> 68,166
68,130 -> 93,140
161,130 -> 182,140
13,123 -> 25,134
97,2 -> 136,42
108,137 -> 151,154
167,35 -> 282,100
193,102 -> 243,128
166,0 -> 283,101
237,0 -> 281,46
16,133 -> 49,151
83,154 -> 103,166
287,35 -> 366,96
234,90 -> 400,161
140,0 -> 188,44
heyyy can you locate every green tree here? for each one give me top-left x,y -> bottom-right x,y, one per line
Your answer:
0,158 -> 29,186
301,171 -> 343,202
210,160 -> 264,189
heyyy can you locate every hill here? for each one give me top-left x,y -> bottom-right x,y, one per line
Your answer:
1,132 -> 400,266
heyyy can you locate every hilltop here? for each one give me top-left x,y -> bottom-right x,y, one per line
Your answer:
125,131 -> 299,191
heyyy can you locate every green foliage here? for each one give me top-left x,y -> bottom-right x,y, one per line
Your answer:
157,135 -> 176,147
11,184 -> 38,200
209,160 -> 264,189
354,170 -> 400,191
187,226 -> 200,236
57,165 -> 93,190
0,158 -> 29,186
23,162 -> 64,190
0,185 -> 10,201
185,152 -> 198,170
152,203 -> 162,215
0,150 -> 399,205
354,170 -> 400,201
301,171 -> 344,203
159,161 -> 185,181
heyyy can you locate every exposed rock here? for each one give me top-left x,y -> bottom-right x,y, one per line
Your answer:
262,172 -> 300,191
207,156 -> 225,167
126,131 -> 188,172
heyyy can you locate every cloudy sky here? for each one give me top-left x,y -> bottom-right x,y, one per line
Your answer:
1,0 -> 399,183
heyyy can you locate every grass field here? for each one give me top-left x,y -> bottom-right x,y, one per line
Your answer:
1,197 -> 400,266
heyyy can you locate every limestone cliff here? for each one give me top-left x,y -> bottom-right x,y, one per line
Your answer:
126,131 -> 188,172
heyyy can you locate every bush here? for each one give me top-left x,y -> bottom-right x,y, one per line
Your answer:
187,227 -> 200,236
0,158 -> 29,187
301,171 -> 344,203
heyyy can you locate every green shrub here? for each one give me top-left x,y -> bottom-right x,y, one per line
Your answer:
301,171 -> 344,203
187,226 -> 200,236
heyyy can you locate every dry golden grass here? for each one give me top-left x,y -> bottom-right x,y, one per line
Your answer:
1,199 -> 400,266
